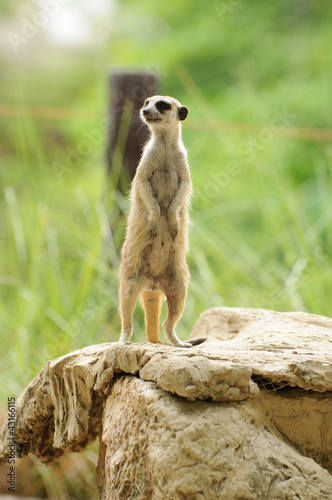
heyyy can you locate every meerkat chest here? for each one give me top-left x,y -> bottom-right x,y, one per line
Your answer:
150,160 -> 179,209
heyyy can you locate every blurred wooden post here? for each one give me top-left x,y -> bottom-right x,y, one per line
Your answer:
107,70 -> 160,181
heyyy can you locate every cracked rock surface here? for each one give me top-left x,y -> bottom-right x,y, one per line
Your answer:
99,376 -> 332,500
0,307 -> 331,498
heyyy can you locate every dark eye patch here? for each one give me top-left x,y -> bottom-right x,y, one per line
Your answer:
156,100 -> 172,113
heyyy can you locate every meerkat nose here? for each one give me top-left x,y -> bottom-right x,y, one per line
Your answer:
142,109 -> 150,116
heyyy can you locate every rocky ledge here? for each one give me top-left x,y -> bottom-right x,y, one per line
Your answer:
0,307 -> 331,499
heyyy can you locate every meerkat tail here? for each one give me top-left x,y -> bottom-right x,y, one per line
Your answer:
141,291 -> 163,343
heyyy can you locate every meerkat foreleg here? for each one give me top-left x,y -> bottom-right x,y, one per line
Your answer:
135,175 -> 160,238
119,278 -> 141,343
141,291 -> 163,343
167,176 -> 191,240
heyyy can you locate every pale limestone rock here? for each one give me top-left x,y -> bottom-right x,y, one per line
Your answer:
99,376 -> 332,500
189,308 -> 332,392
258,389 -> 332,473
139,353 -> 258,401
189,306 -> 332,341
0,307 -> 331,499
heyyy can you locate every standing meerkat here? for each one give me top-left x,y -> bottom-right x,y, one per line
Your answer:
118,95 -> 205,348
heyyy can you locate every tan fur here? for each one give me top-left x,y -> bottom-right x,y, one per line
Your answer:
118,95 -> 193,347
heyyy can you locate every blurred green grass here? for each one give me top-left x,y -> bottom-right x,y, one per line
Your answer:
1,1 -> 332,496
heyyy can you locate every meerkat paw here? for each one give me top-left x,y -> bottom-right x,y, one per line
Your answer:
147,221 -> 158,240
118,332 -> 131,343
169,222 -> 179,241
174,341 -> 193,348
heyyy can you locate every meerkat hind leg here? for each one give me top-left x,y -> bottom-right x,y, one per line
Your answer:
141,290 -> 163,343
163,289 -> 193,348
119,279 -> 141,343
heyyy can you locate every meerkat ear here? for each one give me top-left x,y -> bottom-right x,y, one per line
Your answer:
178,106 -> 189,121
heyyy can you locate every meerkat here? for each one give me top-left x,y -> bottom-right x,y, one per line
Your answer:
118,95 -> 205,348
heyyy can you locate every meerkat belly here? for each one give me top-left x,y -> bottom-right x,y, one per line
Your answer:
150,167 -> 179,213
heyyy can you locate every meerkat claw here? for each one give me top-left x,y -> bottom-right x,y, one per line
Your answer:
149,229 -> 157,240
169,224 -> 179,241
148,221 -> 158,240
175,341 -> 193,348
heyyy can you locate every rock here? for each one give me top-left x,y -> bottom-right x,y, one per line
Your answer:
259,389 -> 332,473
99,376 -> 332,500
189,306 -> 332,341
0,307 -> 331,498
189,308 -> 332,392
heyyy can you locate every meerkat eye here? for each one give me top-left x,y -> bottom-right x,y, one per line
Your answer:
156,100 -> 172,113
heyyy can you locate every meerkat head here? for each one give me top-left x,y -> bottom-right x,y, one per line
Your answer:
141,95 -> 188,129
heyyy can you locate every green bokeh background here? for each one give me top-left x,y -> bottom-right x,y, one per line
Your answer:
0,1 -> 331,496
